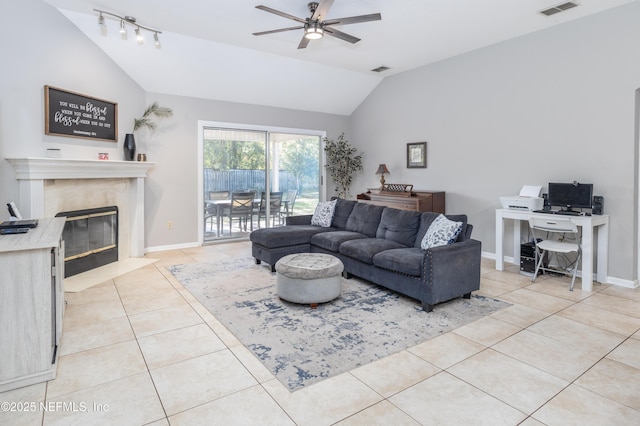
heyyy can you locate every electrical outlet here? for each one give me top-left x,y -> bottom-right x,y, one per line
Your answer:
167,221 -> 173,229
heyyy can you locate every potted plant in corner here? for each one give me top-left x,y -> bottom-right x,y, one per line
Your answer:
323,133 -> 363,199
123,102 -> 173,161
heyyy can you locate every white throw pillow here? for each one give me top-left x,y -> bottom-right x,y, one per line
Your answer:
311,199 -> 337,227
421,214 -> 463,249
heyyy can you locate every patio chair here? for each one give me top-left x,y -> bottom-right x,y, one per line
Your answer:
204,202 -> 216,233
282,189 -> 298,218
257,191 -> 283,228
224,192 -> 255,236
205,191 -> 229,235
209,191 -> 230,201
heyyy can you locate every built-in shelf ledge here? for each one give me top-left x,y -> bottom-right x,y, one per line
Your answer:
6,158 -> 154,258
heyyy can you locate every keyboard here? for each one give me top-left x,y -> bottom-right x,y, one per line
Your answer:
532,210 -> 589,216
0,219 -> 38,229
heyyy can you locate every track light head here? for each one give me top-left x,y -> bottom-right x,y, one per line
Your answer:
98,13 -> 108,36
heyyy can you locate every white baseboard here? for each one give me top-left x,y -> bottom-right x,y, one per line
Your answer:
146,241 -> 201,253
481,252 -> 638,289
606,276 -> 639,289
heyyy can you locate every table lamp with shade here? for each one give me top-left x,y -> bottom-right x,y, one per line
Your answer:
376,164 -> 390,189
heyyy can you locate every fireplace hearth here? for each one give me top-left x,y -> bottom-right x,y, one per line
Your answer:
56,206 -> 118,277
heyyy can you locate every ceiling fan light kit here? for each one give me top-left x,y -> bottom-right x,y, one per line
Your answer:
304,22 -> 324,39
94,9 -> 162,48
254,0 -> 381,49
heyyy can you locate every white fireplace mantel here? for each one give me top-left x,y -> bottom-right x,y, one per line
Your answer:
7,158 -> 154,257
8,157 -> 153,180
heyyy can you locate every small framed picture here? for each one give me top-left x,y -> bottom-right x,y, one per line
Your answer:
407,142 -> 426,168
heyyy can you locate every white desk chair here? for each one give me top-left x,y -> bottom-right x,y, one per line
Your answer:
528,217 -> 582,291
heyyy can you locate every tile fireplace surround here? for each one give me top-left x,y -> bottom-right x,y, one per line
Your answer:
7,158 -> 154,259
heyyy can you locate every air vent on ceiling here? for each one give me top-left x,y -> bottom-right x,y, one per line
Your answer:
371,66 -> 390,73
540,2 -> 578,16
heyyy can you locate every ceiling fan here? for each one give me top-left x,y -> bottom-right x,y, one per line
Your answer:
253,0 -> 381,49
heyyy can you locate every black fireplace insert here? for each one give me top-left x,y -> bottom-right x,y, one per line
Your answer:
56,206 -> 118,278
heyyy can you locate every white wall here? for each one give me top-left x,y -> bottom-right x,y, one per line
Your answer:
0,1 -> 145,208
1,1 -> 349,251
141,93 -> 348,249
349,3 -> 640,283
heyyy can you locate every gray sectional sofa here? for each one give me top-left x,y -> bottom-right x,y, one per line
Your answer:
250,199 -> 481,312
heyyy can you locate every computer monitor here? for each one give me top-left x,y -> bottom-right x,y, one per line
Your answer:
547,182 -> 593,211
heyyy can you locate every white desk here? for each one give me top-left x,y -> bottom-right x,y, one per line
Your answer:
495,209 -> 609,291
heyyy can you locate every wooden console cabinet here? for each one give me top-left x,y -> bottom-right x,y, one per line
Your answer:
0,217 -> 65,392
357,190 -> 445,213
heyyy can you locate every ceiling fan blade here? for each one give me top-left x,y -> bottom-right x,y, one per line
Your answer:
324,27 -> 360,44
253,26 -> 304,36
311,0 -> 335,21
255,5 -> 306,24
323,13 -> 382,26
297,36 -> 311,49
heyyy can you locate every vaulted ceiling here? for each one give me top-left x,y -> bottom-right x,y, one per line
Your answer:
43,0 -> 635,115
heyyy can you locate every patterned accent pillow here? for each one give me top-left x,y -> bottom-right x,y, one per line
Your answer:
311,199 -> 337,227
421,214 -> 463,249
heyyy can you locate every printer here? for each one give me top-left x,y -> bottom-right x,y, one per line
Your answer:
500,185 -> 544,211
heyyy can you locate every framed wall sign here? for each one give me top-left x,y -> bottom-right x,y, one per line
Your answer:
44,85 -> 118,142
407,142 -> 426,168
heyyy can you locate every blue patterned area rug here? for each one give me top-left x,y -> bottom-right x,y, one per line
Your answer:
169,258 -> 510,392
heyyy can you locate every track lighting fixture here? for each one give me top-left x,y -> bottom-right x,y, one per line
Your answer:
93,9 -> 162,48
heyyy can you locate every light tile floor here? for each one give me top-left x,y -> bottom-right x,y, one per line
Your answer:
2,241 -> 640,425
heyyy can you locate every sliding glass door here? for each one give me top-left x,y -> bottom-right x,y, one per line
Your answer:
202,126 -> 322,242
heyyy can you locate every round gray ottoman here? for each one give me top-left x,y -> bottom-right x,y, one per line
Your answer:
275,253 -> 344,308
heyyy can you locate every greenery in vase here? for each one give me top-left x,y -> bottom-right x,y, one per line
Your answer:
323,133 -> 363,199
133,102 -> 173,132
